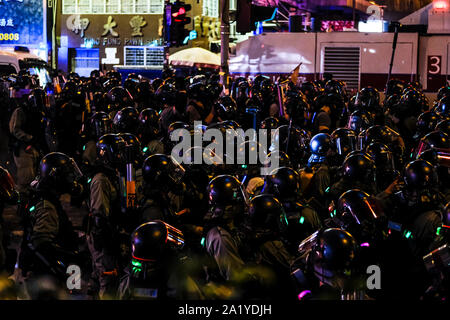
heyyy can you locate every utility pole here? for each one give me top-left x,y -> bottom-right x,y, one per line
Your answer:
163,0 -> 171,71
352,0 -> 356,25
220,0 -> 230,89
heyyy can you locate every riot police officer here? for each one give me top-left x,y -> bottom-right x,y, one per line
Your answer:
263,167 -> 322,252
118,220 -> 202,299
137,108 -> 164,157
203,175 -> 246,282
86,134 -> 127,299
9,79 -> 44,194
19,153 -> 84,291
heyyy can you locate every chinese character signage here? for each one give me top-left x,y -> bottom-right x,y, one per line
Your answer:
0,0 -> 44,45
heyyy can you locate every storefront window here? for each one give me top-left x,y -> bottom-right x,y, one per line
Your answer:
78,0 -> 91,13
63,0 -> 77,14
105,0 -> 120,13
62,0 -> 162,14
121,0 -> 134,13
149,0 -> 163,14
203,0 -> 219,18
136,0 -> 150,13
125,47 -> 145,66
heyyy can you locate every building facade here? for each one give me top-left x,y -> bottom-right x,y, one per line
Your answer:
55,0 -> 238,75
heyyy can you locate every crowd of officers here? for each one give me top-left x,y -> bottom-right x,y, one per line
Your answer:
0,68 -> 449,300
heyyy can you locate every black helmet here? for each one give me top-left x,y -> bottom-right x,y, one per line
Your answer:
38,152 -> 84,196
207,175 -> 246,208
258,78 -> 276,99
284,94 -> 310,124
324,79 -> 347,98
347,110 -> 373,133
434,96 -> 450,117
206,82 -> 223,101
342,153 -> 376,185
247,194 -> 285,236
131,220 -> 184,261
308,228 -> 359,289
113,106 -> 140,134
118,132 -> 142,165
96,133 -> 127,169
414,130 -> 450,159
414,111 -> 441,140
272,125 -> 310,163
87,111 -> 112,140
300,81 -> 319,99
260,117 -> 279,130
232,77 -> 250,101
366,142 -> 395,172
354,87 -> 380,111
0,167 -> 18,204
435,119 -> 450,136
106,86 -> 133,109
188,82 -> 207,101
358,125 -> 405,159
403,160 -> 437,191
400,90 -> 428,117
214,96 -> 238,121
134,81 -> 153,104
263,167 -> 300,200
331,128 -> 357,157
437,86 -> 450,101
336,190 -> 383,240
106,70 -> 122,81
138,108 -> 160,141
385,79 -> 406,97
90,70 -> 100,79
252,75 -> 270,95
263,151 -> 292,169
28,88 -> 46,111
92,91 -> 106,111
155,83 -> 176,106
235,140 -> 266,176
61,80 -> 80,101
308,133 -> 332,164
123,77 -> 139,98
142,154 -> 185,192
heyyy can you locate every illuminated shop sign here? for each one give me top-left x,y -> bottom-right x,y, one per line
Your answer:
0,0 -> 45,46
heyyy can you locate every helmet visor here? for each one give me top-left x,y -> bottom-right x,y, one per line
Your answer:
335,135 -> 357,156
0,169 -> 17,203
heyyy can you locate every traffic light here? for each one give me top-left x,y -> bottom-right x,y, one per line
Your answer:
169,1 -> 192,47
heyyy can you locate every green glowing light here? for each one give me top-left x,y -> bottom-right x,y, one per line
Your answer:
29,206 -> 35,212
87,178 -> 92,184
132,260 -> 142,268
299,216 -> 305,224
83,145 -> 86,151
200,237 -> 206,247
143,147 -> 148,153
404,230 -> 412,239
436,227 -> 442,236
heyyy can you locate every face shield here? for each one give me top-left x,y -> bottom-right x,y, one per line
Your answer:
335,135 -> 357,156
167,156 -> 186,186
0,168 -> 18,204
163,221 -> 185,249
65,158 -> 84,196
375,149 -> 396,172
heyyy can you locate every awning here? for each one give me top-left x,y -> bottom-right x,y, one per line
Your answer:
169,47 -> 220,69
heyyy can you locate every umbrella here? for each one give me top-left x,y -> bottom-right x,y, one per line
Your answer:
169,47 -> 221,69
